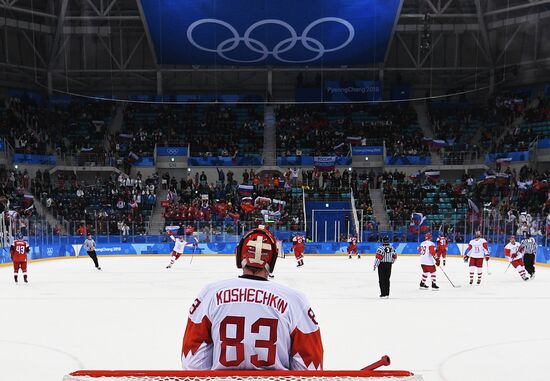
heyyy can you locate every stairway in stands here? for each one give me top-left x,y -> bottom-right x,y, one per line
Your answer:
147,189 -> 168,235
413,101 -> 442,165
368,188 -> 390,230
263,105 -> 277,166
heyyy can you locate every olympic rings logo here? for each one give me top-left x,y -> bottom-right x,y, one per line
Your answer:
166,148 -> 180,155
186,17 -> 355,63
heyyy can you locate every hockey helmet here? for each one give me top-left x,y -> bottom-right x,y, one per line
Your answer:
425,232 -> 432,240
509,235 -> 516,241
236,227 -> 279,272
382,236 -> 390,244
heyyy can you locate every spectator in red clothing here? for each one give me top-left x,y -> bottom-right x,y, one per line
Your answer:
77,224 -> 87,236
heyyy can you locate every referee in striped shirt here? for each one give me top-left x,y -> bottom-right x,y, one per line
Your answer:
374,236 -> 397,298
520,232 -> 536,279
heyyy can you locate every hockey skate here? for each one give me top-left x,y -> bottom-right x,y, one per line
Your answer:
96,267 -> 102,270
357,255 -> 361,259
379,295 -> 389,299
348,255 -> 352,259
431,283 -> 439,290
442,260 -> 446,266
523,277 -> 530,282
419,282 -> 429,290
166,265 -> 172,269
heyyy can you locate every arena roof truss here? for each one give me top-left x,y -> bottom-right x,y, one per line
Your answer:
0,0 -> 549,98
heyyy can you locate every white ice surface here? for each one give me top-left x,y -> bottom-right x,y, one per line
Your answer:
0,255 -> 548,381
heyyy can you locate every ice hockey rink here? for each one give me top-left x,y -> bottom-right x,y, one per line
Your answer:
0,255 -> 548,381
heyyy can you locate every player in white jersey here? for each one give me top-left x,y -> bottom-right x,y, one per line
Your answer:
464,231 -> 489,285
166,232 -> 198,268
417,232 -> 439,290
504,235 -> 529,281
181,226 -> 323,370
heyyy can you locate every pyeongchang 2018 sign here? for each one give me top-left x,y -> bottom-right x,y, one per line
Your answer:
138,0 -> 403,66
324,80 -> 382,102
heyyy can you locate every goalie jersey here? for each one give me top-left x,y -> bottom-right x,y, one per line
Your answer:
181,276 -> 323,370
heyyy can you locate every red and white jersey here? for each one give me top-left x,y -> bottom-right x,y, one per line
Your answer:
11,239 -> 29,262
170,235 -> 193,254
181,276 -> 323,371
504,242 -> 523,262
292,235 -> 305,246
466,238 -> 489,258
348,237 -> 358,247
418,240 -> 436,265
436,236 -> 448,251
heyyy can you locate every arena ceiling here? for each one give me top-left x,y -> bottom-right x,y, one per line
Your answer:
0,0 -> 549,99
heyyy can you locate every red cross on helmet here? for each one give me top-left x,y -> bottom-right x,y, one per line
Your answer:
236,227 -> 279,272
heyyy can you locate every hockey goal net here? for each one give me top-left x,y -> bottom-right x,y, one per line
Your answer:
62,370 -> 423,381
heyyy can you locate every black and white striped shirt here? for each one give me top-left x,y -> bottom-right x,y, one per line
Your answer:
520,237 -> 537,254
374,244 -> 397,267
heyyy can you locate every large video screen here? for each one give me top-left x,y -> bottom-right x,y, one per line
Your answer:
139,0 -> 402,66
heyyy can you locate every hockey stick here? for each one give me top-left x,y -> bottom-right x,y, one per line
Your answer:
505,262 -> 511,273
362,355 -> 391,371
486,259 -> 492,275
438,263 -> 461,288
189,244 -> 196,264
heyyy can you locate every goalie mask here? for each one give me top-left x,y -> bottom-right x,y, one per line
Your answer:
236,227 -> 278,273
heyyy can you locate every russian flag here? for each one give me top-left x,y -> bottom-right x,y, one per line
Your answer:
411,212 -> 426,225
165,225 -> 180,235
346,136 -> 362,145
425,171 -> 440,182
238,184 -> 254,197
431,139 -> 447,148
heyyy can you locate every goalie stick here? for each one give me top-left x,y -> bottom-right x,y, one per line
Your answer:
362,355 -> 391,371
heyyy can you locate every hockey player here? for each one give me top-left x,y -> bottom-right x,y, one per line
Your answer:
181,226 -> 323,370
504,235 -> 529,281
347,235 -> 359,259
292,233 -> 305,267
10,234 -> 30,284
418,232 -> 439,290
464,230 -> 489,285
436,233 -> 449,266
166,232 -> 198,269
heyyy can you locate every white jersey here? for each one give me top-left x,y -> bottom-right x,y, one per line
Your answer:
418,240 -> 437,265
171,235 -> 191,253
467,238 -> 489,258
181,276 -> 323,371
504,242 -> 523,262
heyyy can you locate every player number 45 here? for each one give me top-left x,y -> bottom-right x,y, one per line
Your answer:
219,316 -> 278,367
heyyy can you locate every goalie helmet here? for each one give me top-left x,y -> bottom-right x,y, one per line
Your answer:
236,227 -> 279,272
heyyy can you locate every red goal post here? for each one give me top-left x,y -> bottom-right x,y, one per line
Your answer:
62,370 -> 423,381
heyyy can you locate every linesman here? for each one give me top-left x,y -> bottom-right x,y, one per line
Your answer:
373,236 -> 397,298
520,232 -> 537,279
84,234 -> 101,270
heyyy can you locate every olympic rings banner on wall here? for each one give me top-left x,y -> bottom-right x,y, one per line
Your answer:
138,0 -> 403,65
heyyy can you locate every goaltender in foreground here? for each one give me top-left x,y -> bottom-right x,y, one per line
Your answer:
181,226 -> 324,370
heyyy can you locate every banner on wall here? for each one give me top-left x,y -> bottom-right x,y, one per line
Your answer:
313,156 -> 337,171
324,80 -> 382,102
351,146 -> 383,155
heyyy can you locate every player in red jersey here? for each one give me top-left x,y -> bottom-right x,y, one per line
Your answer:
181,226 -> 323,370
436,234 -> 449,266
347,235 -> 360,259
292,233 -> 305,267
10,235 -> 30,284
